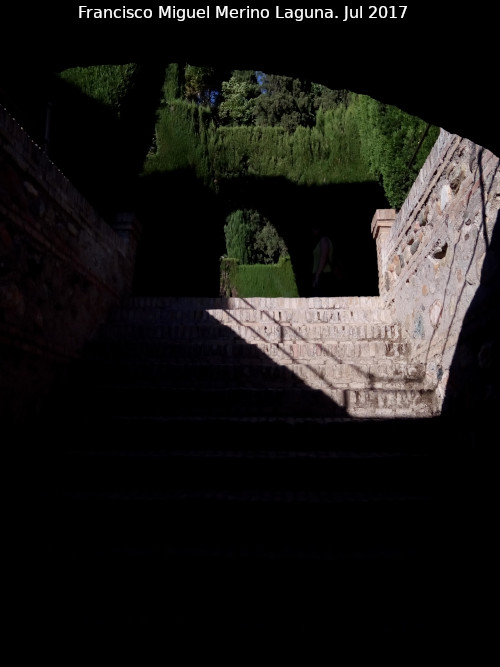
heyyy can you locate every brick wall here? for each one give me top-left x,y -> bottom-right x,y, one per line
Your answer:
0,105 -> 141,422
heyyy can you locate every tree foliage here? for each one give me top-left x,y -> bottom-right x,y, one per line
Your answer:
224,209 -> 288,264
58,63 -> 139,116
205,108 -> 371,187
310,83 -> 352,112
354,94 -> 440,208
183,64 -> 212,105
56,62 -> 439,222
143,65 -> 440,210
161,63 -> 182,103
254,221 -> 289,264
215,71 -> 352,133
144,98 -> 213,178
217,70 -> 261,126
252,72 -> 315,132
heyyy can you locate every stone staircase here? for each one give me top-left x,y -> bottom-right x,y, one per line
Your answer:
27,296 -> 449,659
59,295 -> 439,425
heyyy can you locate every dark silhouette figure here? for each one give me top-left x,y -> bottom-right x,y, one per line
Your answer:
310,223 -> 337,296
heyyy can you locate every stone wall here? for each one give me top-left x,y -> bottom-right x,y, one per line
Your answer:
0,105 -> 141,423
372,129 -> 500,418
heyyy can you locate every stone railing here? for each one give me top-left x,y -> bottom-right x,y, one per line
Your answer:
0,105 -> 141,422
372,129 -> 500,415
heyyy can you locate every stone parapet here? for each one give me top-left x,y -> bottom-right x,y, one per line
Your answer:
374,129 -> 500,415
371,209 -> 396,294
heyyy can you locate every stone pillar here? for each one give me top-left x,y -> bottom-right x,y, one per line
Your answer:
371,209 -> 396,296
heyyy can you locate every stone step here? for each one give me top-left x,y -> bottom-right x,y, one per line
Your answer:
32,420 -> 439,571
43,411 -> 445,445
38,491 -> 433,566
74,295 -> 438,420
103,296 -> 391,320
85,334 -> 413,362
59,375 -> 437,419
30,525 -> 436,658
40,439 -> 434,498
21,294 -> 456,654
27,415 -> 444,655
96,319 -> 404,344
68,384 -> 350,419
104,296 -> 390,328
88,332 -> 411,363
72,350 -> 428,389
68,362 -> 435,419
